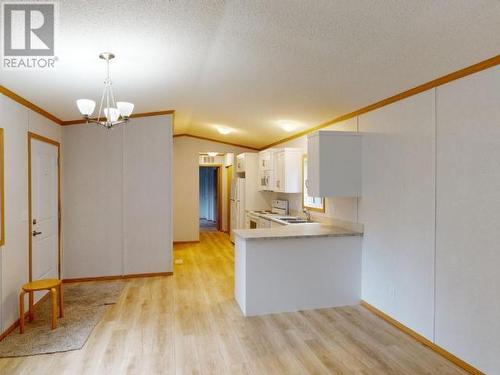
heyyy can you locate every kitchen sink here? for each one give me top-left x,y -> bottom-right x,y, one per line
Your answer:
278,217 -> 314,224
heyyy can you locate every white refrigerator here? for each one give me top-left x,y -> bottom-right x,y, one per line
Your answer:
230,177 -> 246,243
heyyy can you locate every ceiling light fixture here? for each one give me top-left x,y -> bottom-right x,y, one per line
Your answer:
207,152 -> 219,157
276,120 -> 302,132
216,126 -> 232,135
76,52 -> 134,129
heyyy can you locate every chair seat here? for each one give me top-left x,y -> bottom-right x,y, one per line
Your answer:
22,278 -> 61,292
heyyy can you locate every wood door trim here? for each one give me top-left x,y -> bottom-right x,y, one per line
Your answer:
217,166 -> 222,231
199,164 -> 223,232
28,132 -> 61,282
226,165 -> 233,234
0,129 -> 4,246
361,301 -> 484,375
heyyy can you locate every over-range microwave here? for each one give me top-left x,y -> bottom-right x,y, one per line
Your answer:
259,170 -> 273,190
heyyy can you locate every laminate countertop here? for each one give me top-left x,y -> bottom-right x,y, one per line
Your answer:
233,223 -> 363,240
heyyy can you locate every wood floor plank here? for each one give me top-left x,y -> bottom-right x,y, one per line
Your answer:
0,232 -> 467,374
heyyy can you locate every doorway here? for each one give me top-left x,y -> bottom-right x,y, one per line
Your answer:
199,166 -> 222,232
28,132 -> 61,301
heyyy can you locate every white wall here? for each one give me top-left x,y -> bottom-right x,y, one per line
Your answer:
62,115 -> 173,278
358,90 -> 436,340
0,94 -> 61,333
435,66 -> 500,374
173,136 -> 254,242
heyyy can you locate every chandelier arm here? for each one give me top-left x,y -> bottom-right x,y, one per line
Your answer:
97,83 -> 106,123
110,84 -> 117,114
105,58 -> 111,126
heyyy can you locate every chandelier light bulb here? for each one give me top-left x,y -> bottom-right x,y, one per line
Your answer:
104,107 -> 120,122
76,99 -> 96,116
117,102 -> 134,118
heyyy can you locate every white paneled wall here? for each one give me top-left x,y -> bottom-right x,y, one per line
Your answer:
359,90 -> 436,340
435,66 -> 500,373
123,118 -> 173,275
0,94 -> 61,333
62,115 -> 173,278
62,126 -> 123,278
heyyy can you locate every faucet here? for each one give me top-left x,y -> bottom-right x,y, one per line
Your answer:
303,208 -> 311,221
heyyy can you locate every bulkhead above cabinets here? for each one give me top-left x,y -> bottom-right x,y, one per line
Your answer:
307,131 -> 361,197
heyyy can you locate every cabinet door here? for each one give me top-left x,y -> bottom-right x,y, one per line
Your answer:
236,155 -> 245,172
274,151 -> 285,192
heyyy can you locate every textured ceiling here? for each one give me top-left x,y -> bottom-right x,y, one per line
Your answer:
1,0 -> 499,148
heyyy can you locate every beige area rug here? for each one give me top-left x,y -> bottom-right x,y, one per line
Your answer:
0,281 -> 125,358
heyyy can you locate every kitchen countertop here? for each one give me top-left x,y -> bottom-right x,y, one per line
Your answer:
234,223 -> 363,240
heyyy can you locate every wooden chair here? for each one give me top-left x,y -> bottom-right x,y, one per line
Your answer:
19,279 -> 64,333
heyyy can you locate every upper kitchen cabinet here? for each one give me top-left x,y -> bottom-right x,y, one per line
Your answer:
258,149 -> 275,190
307,131 -> 361,197
236,153 -> 247,173
273,148 -> 302,193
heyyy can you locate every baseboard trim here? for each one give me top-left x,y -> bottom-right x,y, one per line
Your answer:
361,301 -> 483,375
63,272 -> 173,283
0,292 -> 51,342
173,240 -> 200,244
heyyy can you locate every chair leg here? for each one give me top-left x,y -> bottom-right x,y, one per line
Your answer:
28,291 -> 34,321
58,283 -> 64,318
19,290 -> 26,334
50,288 -> 57,329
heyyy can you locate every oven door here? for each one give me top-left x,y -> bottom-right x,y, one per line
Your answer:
250,219 -> 258,229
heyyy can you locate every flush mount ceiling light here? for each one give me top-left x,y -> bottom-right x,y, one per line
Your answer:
216,126 -> 232,135
76,52 -> 134,129
207,152 -> 219,157
276,120 -> 303,132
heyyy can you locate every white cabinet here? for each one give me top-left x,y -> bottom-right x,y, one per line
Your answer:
258,148 -> 302,192
258,149 -> 274,171
307,131 -> 361,197
236,154 -> 246,173
258,150 -> 274,191
224,153 -> 234,167
273,148 -> 302,193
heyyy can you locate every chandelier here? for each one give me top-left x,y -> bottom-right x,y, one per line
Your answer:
76,52 -> 134,129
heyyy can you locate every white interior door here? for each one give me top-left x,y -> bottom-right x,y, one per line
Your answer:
31,138 -> 59,285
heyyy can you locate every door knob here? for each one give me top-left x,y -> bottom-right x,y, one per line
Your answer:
32,230 -> 42,237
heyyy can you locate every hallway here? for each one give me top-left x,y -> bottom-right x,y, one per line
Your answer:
0,232 -> 465,374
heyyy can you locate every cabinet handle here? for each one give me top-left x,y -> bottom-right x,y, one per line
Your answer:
305,179 -> 309,188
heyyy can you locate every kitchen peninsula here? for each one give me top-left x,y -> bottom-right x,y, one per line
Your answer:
234,223 -> 363,316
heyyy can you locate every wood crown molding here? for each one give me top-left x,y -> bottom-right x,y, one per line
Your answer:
0,86 -> 63,125
61,110 -> 176,126
173,133 -> 260,151
0,85 -> 175,126
2,55 -> 498,147
261,55 -> 500,150
361,301 -> 484,375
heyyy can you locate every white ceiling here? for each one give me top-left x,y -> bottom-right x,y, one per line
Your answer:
1,0 -> 499,148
